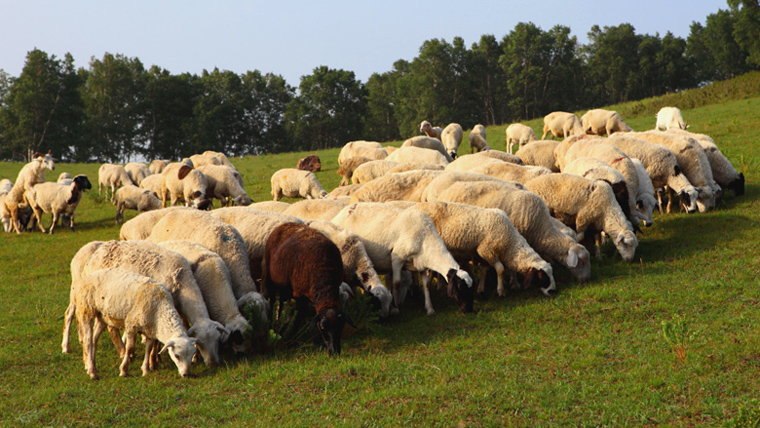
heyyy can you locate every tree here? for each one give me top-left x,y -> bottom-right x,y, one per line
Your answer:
470,35 -> 509,125
363,70 -> 402,142
239,70 -> 294,154
583,24 -> 643,105
142,67 -> 198,160
729,0 -> 760,67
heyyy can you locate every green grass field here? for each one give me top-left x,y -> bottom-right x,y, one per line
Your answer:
0,97 -> 758,427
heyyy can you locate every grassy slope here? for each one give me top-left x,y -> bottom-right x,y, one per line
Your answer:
0,98 -> 758,427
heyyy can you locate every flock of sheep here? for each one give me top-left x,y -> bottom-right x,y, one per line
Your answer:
0,106 -> 746,379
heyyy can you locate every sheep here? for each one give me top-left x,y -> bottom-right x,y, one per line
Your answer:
71,268 -> 197,379
250,200 -> 291,213
401,136 -> 454,162
326,183 -> 365,199
606,135 -> 700,214
445,154 -> 503,172
98,164 -> 134,201
631,159 -> 658,227
337,140 -> 386,165
119,206 -> 191,241
468,161 -> 552,185
67,240 -> 228,367
441,123 -> 464,159
149,159 -> 169,175
57,172 -> 72,183
296,154 -> 322,172
387,162 -> 445,174
656,107 -> 687,131
270,168 -> 327,201
331,202 -> 474,315
304,219 -> 394,318
563,157 -> 635,226
476,149 -> 525,164
409,201 -> 556,298
197,164 -> 252,207
468,124 -> 491,153
125,162 -> 151,186
580,109 -> 634,136
24,175 -> 92,233
385,146 -> 450,166
0,179 -> 13,232
506,123 -> 538,153
138,174 -> 164,199
515,140 -> 561,172
264,222 -> 353,355
349,170 -> 444,203
282,199 -> 347,221
160,163 -> 209,208
189,154 -> 222,168
4,151 -> 56,234
431,180 -> 591,283
420,120 -> 443,140
337,156 -> 372,186
114,185 -> 163,224
157,240 -> 253,354
383,146 -> 399,155
202,150 -> 238,173
351,160 -> 399,184
541,112 -> 584,140
524,173 -> 638,261
421,170 -> 524,203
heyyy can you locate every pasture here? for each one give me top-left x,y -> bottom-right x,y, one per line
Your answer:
0,97 -> 758,427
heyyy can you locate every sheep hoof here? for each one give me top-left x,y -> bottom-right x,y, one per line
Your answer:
426,309 -> 436,316
88,372 -> 98,380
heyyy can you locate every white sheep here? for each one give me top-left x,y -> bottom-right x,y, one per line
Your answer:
468,124 -> 491,154
665,129 -> 744,196
24,175 -> 92,234
202,150 -> 239,174
282,199 -> 347,221
160,163 -> 209,208
387,162 -> 446,174
631,159 -> 658,227
326,184 -> 366,199
198,164 -> 252,206
401,136 -> 454,162
250,200 -> 291,213
336,156 -> 372,186
189,153 -> 222,168
69,268 -> 197,378
562,157 -> 636,227
57,172 -> 72,183
331,202 -> 474,315
515,140 -> 560,171
468,161 -> 552,185
409,201 -> 556,298
420,120 -> 443,140
541,112 -> 584,140
337,140 -> 386,165
476,149 -> 525,164
351,160 -> 399,184
270,168 -> 327,201
125,162 -> 152,186
98,164 -> 134,202
385,146 -> 450,166
445,154 -> 503,172
114,184 -> 162,224
581,109 -> 634,136
119,206 -> 191,241
506,123 -> 538,153
3,152 -> 56,233
349,170 -> 444,203
431,180 -> 591,283
656,107 -> 687,131
149,159 -> 169,175
138,174 -> 164,198
0,179 -> 13,232
441,123 -> 464,159
420,170 -> 524,203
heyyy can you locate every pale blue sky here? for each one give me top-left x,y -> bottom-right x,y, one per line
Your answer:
0,1 -> 726,87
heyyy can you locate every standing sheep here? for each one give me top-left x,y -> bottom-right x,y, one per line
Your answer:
0,179 -> 14,232
149,159 -> 169,175
656,107 -> 687,131
468,124 -> 491,154
337,141 -> 386,165
420,120 -> 443,140
98,164 -> 134,201
24,175 -> 92,234
631,159 -> 658,227
441,123 -> 464,159
138,174 -> 164,199
401,136 -> 454,162
350,160 -> 399,184
125,162 -> 152,186
336,156 -> 372,186
562,157 -> 635,227
114,185 -> 163,224
515,140 -> 561,171
506,123 -> 538,153
349,170 -> 444,203
541,112 -> 584,140
198,164 -> 252,206
580,109 -> 634,136
282,199 -> 347,221
270,168 -> 327,201
160,163 -> 209,208
4,151 -> 56,234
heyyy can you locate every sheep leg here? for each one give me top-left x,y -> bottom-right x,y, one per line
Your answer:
420,270 -> 436,316
390,255 -> 405,306
476,265 -> 488,295
494,262 -> 508,297
666,187 -> 676,213
68,213 -> 75,232
119,331 -> 136,377
142,338 -> 155,376
32,207 -> 47,233
78,313 -> 97,379
48,212 -> 59,234
107,326 -> 127,358
61,302 -> 76,353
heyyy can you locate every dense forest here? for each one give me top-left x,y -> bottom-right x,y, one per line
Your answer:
1,0 -> 758,163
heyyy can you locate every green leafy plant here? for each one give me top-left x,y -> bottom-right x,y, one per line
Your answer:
661,314 -> 698,365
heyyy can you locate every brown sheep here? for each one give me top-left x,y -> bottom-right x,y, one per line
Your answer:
297,155 -> 322,172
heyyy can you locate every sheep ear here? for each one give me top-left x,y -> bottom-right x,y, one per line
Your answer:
614,235 -> 625,245
159,341 -> 175,354
565,249 -> 579,268
215,322 -> 231,336
178,165 -> 192,180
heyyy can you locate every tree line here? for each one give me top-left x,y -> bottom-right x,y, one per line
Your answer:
1,0 -> 758,163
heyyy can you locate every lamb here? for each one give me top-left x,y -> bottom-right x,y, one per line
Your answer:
468,124 -> 491,153
114,185 -> 163,224
580,109 -> 634,136
431,180 -> 591,283
337,140 -> 386,165
304,219 -> 394,318
515,140 -> 561,171
409,201 -> 556,298
98,164 -> 134,202
506,123 -> 538,153
420,120 -> 443,140
198,164 -> 252,206
4,151 -> 56,234
160,163 -> 209,208
264,222 -> 353,355
349,170 -> 444,203
125,162 -> 151,186
282,199 -> 347,221
270,168 -> 327,201
336,156 -> 372,186
401,136 -> 454,162
250,200 -> 291,212
351,160 -> 399,184
67,240 -> 228,367
296,154 -> 322,172
468,161 -> 552,185
656,107 -> 687,131
385,146 -> 450,166
445,154 -> 503,172
149,159 -> 169,175
524,173 -> 638,262
631,159 -> 658,227
440,123 -> 464,159
24,175 -> 92,233
331,202 -> 474,315
541,112 -> 584,140
70,268 -> 197,379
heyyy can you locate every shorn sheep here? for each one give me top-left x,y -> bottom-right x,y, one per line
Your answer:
70,268 -> 197,379
420,120 -> 443,140
468,124 -> 491,153
264,222 -> 354,355
656,107 -> 687,131
506,123 -> 537,153
24,175 -> 92,234
580,109 -> 634,136
337,140 -> 386,165
270,168 -> 327,201
98,163 -> 134,202
541,112 -> 584,140
4,151 -> 56,234
515,140 -> 561,172
402,136 -> 454,162
441,123 -> 464,159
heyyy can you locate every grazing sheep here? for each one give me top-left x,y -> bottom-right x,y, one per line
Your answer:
524,173 -> 638,262
270,168 -> 327,201
337,156 -> 372,186
506,123 -> 538,153
468,161 -> 552,185
4,152 -> 57,234
631,159 -> 658,227
119,206 -> 191,241
69,268 -> 197,379
0,179 -> 14,232
296,154 -> 322,172
666,129 -> 744,196
401,136 -> 454,162
409,201 -> 556,297
656,107 -> 687,131
385,146 -> 450,166
383,146 -> 399,155
282,199 -> 347,221
351,160 -> 399,184
189,154 -> 221,168
202,151 -> 238,173
264,222 -> 352,355
387,162 -> 445,174
349,170 -> 444,203
421,170 -> 524,203
515,140 -> 561,171
57,172 -> 72,183
114,185 -> 163,224
431,180 -> 591,283
198,164 -> 252,206
541,112 -> 584,140
445,154 -> 503,172
160,163 -> 209,208
563,157 -> 634,227
149,159 -> 169,175
24,175 -> 92,233
581,109 -> 634,136
468,124 -> 491,154
338,140 -> 386,165
250,200 -> 291,212
125,162 -> 151,186
138,174 -> 163,198
98,164 -> 134,201
441,123 -> 464,159
332,203 -> 474,315
476,149 -> 525,164
420,120 -> 443,140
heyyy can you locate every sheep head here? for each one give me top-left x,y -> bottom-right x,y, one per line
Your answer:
186,319 -> 228,368
522,265 -> 556,296
728,173 -> 745,196
159,336 -> 197,377
446,268 -> 474,313
312,308 -> 355,356
613,230 -> 638,263
678,185 -> 699,214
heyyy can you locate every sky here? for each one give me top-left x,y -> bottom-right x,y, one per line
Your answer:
0,0 -> 726,87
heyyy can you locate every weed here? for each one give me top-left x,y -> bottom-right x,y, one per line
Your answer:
661,314 -> 699,365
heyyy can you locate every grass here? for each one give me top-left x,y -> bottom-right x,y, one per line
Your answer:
0,95 -> 759,427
